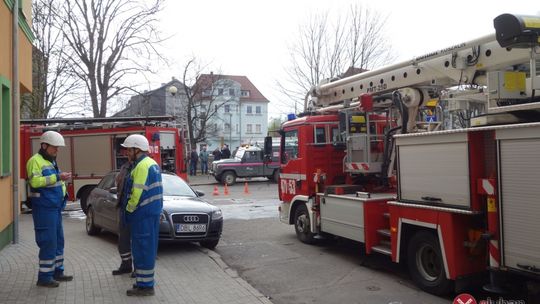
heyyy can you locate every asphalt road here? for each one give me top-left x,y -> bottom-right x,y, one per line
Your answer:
194,181 -> 449,304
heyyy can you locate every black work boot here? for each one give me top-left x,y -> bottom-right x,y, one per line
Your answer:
126,286 -> 155,296
36,280 -> 60,288
112,259 -> 132,275
54,273 -> 74,282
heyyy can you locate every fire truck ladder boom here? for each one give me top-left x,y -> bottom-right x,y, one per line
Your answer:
307,33 -> 539,114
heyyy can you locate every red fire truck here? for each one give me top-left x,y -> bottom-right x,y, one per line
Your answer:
20,116 -> 187,211
267,14 -> 540,296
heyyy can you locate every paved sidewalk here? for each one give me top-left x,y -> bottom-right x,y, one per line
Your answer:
0,215 -> 272,304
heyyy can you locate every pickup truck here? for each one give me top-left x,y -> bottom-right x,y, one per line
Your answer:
210,145 -> 280,185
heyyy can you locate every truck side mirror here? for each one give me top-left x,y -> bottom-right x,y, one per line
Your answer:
263,136 -> 273,164
264,136 -> 272,156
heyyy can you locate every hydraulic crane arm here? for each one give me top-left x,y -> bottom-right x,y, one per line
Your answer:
307,31 -> 539,114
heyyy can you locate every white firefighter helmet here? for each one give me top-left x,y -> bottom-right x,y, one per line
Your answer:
121,134 -> 149,152
40,131 -> 65,147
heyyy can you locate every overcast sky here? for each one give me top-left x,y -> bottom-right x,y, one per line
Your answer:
149,0 -> 538,119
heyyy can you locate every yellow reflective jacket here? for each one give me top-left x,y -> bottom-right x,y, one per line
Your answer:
26,153 -> 67,209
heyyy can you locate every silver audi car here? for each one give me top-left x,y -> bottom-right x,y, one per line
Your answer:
84,171 -> 223,249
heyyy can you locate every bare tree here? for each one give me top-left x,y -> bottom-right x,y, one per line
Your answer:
277,5 -> 394,113
22,0 -> 81,119
181,57 -> 233,148
346,5 -> 394,70
60,0 -> 165,117
267,117 -> 284,138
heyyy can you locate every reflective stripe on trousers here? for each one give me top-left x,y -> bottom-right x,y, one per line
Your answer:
131,215 -> 159,288
32,206 -> 65,282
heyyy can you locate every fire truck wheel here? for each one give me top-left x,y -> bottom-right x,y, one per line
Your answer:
221,171 -> 236,186
294,204 -> 315,244
407,231 -> 453,295
86,206 -> 101,236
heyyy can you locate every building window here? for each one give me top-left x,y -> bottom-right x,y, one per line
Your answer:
241,90 -> 250,97
224,123 -> 230,131
202,89 -> 212,96
246,124 -> 252,133
218,88 -> 223,95
255,124 -> 261,133
224,104 -> 230,113
246,105 -> 252,114
235,124 -> 239,133
229,88 -> 235,96
0,76 -> 11,176
256,106 -> 261,114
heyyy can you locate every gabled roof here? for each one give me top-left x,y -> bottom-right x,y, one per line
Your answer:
341,66 -> 369,78
197,74 -> 268,102
142,78 -> 186,96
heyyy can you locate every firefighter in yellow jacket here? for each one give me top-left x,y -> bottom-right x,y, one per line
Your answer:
26,131 -> 73,287
120,134 -> 163,296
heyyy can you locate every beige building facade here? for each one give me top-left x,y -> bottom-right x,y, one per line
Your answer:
0,0 -> 33,250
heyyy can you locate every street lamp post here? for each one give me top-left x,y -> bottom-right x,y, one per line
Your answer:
238,100 -> 242,146
167,85 -> 178,125
227,112 -> 232,148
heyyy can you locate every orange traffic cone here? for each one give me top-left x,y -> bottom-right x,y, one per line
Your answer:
243,182 -> 250,194
212,185 -> 220,196
223,184 -> 229,196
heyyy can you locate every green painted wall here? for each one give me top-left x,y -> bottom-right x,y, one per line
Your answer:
0,223 -> 13,251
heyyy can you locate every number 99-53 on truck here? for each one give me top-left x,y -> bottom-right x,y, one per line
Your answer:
210,145 -> 280,185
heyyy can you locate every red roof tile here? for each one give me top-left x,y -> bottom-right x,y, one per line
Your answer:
196,74 -> 268,102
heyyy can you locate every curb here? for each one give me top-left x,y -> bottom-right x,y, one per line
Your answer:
200,247 -> 274,304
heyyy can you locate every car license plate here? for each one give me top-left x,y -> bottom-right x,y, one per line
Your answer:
175,224 -> 206,233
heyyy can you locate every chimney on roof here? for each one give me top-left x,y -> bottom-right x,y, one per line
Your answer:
172,76 -> 176,81
161,83 -> 166,86
210,71 -> 213,75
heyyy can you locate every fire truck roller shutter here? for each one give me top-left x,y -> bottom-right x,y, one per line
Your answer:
396,132 -> 471,208
73,135 -> 112,177
496,125 -> 540,274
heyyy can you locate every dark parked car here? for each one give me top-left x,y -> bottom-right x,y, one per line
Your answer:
210,145 -> 280,185
85,171 -> 222,249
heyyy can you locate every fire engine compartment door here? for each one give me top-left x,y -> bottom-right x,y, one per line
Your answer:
72,135 -> 112,177
396,132 -> 471,208
496,126 -> 540,274
320,194 -> 366,242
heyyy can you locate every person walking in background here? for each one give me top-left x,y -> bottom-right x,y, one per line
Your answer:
199,146 -> 209,174
212,147 -> 221,161
121,134 -> 163,296
189,147 -> 199,176
221,144 -> 231,159
26,131 -> 73,288
112,158 -> 133,276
